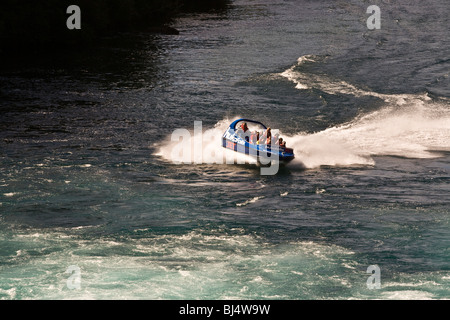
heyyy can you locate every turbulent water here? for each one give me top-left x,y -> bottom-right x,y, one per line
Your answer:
1,0 -> 449,300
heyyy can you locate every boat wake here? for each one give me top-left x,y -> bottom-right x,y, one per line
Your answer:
284,101 -> 450,169
278,55 -> 450,168
156,56 -> 450,170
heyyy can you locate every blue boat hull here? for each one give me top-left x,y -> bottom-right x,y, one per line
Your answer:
221,118 -> 295,163
222,138 -> 295,163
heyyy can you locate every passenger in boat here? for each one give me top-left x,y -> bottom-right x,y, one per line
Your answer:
236,122 -> 250,141
250,131 -> 259,144
278,137 -> 286,148
242,122 -> 249,133
238,122 -> 248,135
242,123 -> 250,142
256,131 -> 262,144
259,131 -> 266,144
265,127 -> 272,145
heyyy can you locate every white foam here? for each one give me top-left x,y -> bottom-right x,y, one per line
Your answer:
381,290 -> 435,300
236,196 -> 265,207
284,102 -> 450,169
155,117 -> 257,165
277,56 -> 450,169
0,288 -> 16,299
279,55 -> 316,90
3,192 -> 19,197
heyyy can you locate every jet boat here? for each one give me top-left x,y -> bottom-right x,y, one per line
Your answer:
222,118 -> 295,163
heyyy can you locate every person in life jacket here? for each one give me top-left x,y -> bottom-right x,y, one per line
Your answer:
265,127 -> 272,145
259,132 -> 265,144
237,122 -> 250,142
250,131 -> 259,144
236,122 -> 246,136
242,122 -> 248,133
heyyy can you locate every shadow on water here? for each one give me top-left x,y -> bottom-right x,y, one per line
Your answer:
0,33 -> 163,87
0,0 -> 232,54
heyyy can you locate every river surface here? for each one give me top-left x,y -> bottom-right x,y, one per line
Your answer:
0,0 -> 449,299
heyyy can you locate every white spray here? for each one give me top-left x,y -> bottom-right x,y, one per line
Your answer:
155,56 -> 450,170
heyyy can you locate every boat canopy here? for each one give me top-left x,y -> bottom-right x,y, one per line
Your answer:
229,118 -> 267,131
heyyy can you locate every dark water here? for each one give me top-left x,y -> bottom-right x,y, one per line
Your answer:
1,0 -> 449,299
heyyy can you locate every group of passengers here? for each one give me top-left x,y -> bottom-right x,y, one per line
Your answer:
236,122 -> 286,148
